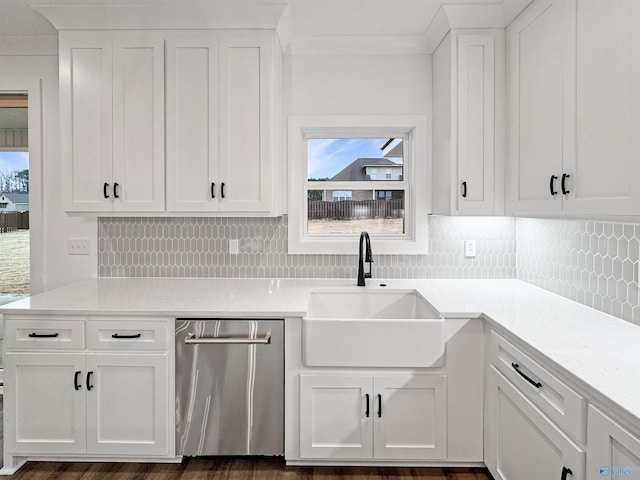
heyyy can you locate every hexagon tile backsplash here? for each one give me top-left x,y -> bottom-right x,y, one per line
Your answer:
98,216 -> 640,324
98,215 -> 516,280
517,218 -> 640,325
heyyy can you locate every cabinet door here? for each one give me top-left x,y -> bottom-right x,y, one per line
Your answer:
507,0 -> 565,215
587,406 -> 640,477
485,367 -> 585,480
456,34 -> 497,215
60,31 -> 113,212
112,33 -> 165,212
4,353 -> 86,455
562,0 -> 640,215
373,375 -> 447,460
299,375 -> 373,459
85,353 -> 169,456
166,34 -> 220,212
218,33 -> 272,212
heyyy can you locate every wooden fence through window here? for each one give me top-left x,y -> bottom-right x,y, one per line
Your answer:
0,211 -> 29,232
308,200 -> 404,220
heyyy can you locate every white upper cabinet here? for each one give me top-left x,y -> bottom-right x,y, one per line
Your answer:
507,0 -> 640,217
166,34 -> 219,212
60,31 -> 165,213
166,31 -> 279,213
507,0 -> 565,214
61,28 -> 282,216
432,30 -> 505,216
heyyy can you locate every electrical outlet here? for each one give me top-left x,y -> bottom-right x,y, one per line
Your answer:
229,239 -> 239,255
464,239 -> 476,258
67,238 -> 90,255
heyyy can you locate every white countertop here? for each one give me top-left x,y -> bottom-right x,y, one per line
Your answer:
2,277 -> 640,427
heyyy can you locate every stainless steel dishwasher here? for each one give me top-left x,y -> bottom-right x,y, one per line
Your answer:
175,318 -> 283,456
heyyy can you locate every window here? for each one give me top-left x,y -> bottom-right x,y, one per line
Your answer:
288,115 -> 429,254
0,203 -> 7,209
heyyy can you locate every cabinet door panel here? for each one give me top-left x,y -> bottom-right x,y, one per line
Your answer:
299,375 -> 372,459
564,0 -> 640,215
507,0 -> 564,214
487,367 -> 584,480
218,34 -> 271,212
587,406 -> 640,477
112,34 -> 165,212
373,375 -> 447,460
166,35 -> 219,212
60,32 -> 113,212
86,353 -> 169,456
457,34 -> 496,214
4,353 -> 86,455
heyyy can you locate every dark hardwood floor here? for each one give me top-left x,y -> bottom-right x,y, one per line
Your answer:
10,458 -> 493,480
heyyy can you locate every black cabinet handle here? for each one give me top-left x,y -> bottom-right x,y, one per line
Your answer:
461,181 -> 467,198
111,333 -> 141,339
86,371 -> 94,391
221,182 -> 225,199
113,182 -> 120,198
512,362 -> 542,389
377,394 -> 382,418
561,466 -> 573,480
103,182 -> 110,199
211,182 -> 215,199
549,175 -> 558,196
365,394 -> 370,418
28,332 -> 59,338
561,174 -> 570,195
74,371 -> 82,391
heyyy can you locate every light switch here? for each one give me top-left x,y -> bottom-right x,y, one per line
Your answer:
67,238 -> 90,255
229,239 -> 239,255
464,239 -> 476,258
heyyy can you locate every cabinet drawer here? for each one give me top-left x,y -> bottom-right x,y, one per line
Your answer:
86,320 -> 169,350
4,319 -> 85,350
489,331 -> 586,443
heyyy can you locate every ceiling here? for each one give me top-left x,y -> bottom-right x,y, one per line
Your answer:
1,0 -> 530,40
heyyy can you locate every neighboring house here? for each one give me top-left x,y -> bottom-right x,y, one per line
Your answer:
311,157 -> 404,202
0,193 -> 29,212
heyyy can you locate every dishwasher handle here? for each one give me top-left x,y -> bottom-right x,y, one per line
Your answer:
184,331 -> 272,345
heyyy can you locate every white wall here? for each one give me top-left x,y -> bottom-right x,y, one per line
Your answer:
285,54 -> 430,115
0,38 -> 97,293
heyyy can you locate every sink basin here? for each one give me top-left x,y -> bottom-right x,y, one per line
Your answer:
302,289 -> 445,368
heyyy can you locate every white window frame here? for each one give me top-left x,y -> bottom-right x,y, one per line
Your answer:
288,115 -> 429,255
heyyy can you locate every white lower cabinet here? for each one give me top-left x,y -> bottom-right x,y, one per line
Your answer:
4,353 -> 87,455
299,374 -> 447,461
86,354 -> 169,456
587,406 -> 640,477
5,352 -> 169,457
486,366 -> 585,480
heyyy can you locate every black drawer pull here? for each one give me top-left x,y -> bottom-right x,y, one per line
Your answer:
561,466 -> 573,480
365,394 -> 370,418
28,332 -> 59,338
377,394 -> 382,418
103,182 -> 110,199
74,371 -> 82,391
512,362 -> 542,389
86,371 -> 94,391
211,182 -> 215,199
461,181 -> 467,198
221,182 -> 225,199
549,175 -> 558,196
561,173 -> 570,195
111,333 -> 141,339
113,182 -> 120,198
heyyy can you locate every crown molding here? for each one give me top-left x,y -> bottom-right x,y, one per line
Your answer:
33,3 -> 287,31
